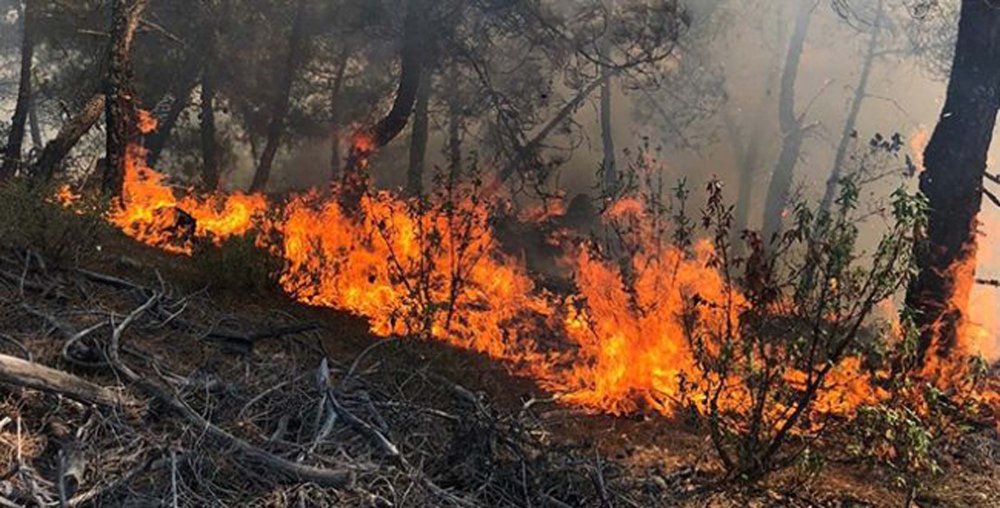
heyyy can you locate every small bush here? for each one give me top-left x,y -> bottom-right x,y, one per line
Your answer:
0,178 -> 106,265
849,403 -> 941,493
681,177 -> 925,482
190,233 -> 281,293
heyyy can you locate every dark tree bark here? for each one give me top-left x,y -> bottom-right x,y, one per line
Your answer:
329,48 -> 350,183
761,0 -> 815,241
341,0 -> 426,209
249,0 -> 308,193
406,70 -> 432,197
200,68 -> 220,190
145,80 -> 196,168
104,0 -> 149,196
28,95 -> 43,150
905,0 -> 1000,362
33,94 -> 105,182
600,73 -> 617,196
1,0 -> 36,180
819,0 -> 883,215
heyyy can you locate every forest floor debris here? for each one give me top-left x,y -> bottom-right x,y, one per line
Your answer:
0,232 -> 997,506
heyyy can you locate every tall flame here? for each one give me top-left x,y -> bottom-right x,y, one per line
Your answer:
63,138 -> 994,425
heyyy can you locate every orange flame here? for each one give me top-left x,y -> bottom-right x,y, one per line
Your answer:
109,144 -> 267,254
910,126 -> 931,174
59,140 -> 995,426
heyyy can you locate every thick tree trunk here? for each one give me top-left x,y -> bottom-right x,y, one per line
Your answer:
341,0 -> 426,210
200,69 -> 220,190
905,0 -> 1000,362
820,0 -> 883,215
1,0 -> 36,180
406,70 -> 432,197
600,73 -> 617,196
104,0 -> 148,196
329,49 -> 349,183
249,0 -> 308,193
761,0 -> 814,241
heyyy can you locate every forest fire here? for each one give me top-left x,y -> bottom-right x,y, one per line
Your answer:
79,141 -> 974,428
10,0 -> 1000,502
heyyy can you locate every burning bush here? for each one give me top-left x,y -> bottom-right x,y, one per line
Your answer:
688,178 -> 924,481
560,149 -> 928,481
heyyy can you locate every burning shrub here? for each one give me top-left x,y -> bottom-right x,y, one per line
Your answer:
845,336 -> 998,502
277,163 -> 553,361
561,143 -> 927,482
0,178 -> 106,264
687,177 -> 925,482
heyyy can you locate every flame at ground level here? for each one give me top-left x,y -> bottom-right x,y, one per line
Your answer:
68,144 -> 994,427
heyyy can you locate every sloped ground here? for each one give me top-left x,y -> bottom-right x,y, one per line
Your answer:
0,225 -> 997,506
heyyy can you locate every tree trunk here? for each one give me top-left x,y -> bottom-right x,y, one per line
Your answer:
249,0 -> 308,193
761,0 -> 814,241
28,95 -> 42,150
819,0 -> 883,215
145,81 -> 195,167
905,0 -> 1000,362
727,106 -> 768,243
0,354 -> 130,408
446,66 -> 463,184
104,0 -> 149,196
600,73 -> 617,196
1,0 -> 36,180
406,69 -> 432,197
329,48 -> 349,183
32,94 -> 106,182
341,0 -> 426,210
732,12 -> 785,240
200,68 -> 220,190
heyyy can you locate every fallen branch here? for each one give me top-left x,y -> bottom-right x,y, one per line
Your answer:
0,353 -> 128,407
105,294 -> 355,488
326,388 -> 400,459
78,267 -> 317,350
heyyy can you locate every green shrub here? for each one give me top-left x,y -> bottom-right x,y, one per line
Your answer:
190,233 -> 281,293
0,179 -> 107,265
